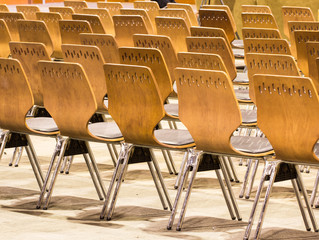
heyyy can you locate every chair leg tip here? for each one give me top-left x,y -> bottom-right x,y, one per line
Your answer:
239,195 -> 243,198
14,165 -> 18,167
167,226 -> 172,230
100,216 -> 104,220
174,186 -> 178,189
106,217 -> 111,221
245,196 -> 250,200
36,206 -> 40,209
65,171 -> 69,174
176,227 -> 181,231
315,229 -> 319,232
307,228 -> 311,231
60,171 -> 64,174
100,198 -> 104,201
238,218 -> 242,221
8,163 -> 12,166
164,207 -> 168,210
232,217 -> 236,220
43,207 -> 47,210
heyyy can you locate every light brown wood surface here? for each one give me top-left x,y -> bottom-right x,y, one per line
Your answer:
120,8 -> 154,34
59,20 -> 93,44
133,1 -> 159,29
244,38 -> 291,55
0,19 -> 11,58
242,27 -> 282,39
82,8 -> 114,35
241,5 -> 272,14
167,3 -> 198,27
159,9 -> 192,29
241,13 -> 279,30
306,41 -> 319,91
0,12 -> 25,41
64,0 -> 88,13
49,6 -> 75,19
16,5 -> 39,20
0,4 -> 9,12
72,14 -> 106,33
97,2 -> 123,17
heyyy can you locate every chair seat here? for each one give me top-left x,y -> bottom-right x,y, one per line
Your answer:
232,39 -> 244,49
104,99 -> 109,109
164,103 -> 179,117
235,59 -> 246,69
88,122 -> 122,139
231,136 -> 273,154
233,72 -> 248,84
154,129 -> 194,146
233,48 -> 244,58
235,88 -> 251,101
26,117 -> 59,132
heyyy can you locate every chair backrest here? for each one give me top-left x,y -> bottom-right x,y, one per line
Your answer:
155,16 -> 190,53
307,41 -> 319,91
104,63 -> 165,146
159,9 -> 191,29
82,8 -> 114,35
17,20 -> 54,58
241,5 -> 272,14
0,12 -> 25,41
97,2 -> 123,17
119,47 -> 173,101
254,74 -> 319,164
175,67 -> 242,154
241,13 -> 279,30
72,14 -> 105,33
120,8 -> 153,34
0,58 -> 34,134
242,27 -> 282,39
199,9 -> 235,43
16,5 -> 40,20
59,20 -> 93,44
49,6 -> 75,19
80,33 -> 120,63
134,1 -> 159,28
64,0 -> 88,13
113,15 -> 148,47
0,19 -> 11,58
245,53 -> 300,103
186,36 -> 236,80
62,44 -> 107,113
133,34 -> 178,81
10,42 -> 51,107
0,4 -> 9,12
282,6 -> 315,40
244,38 -> 291,55
167,3 -> 198,26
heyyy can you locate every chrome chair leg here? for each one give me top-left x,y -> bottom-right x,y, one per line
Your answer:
166,150 -> 177,175
106,143 -> 117,167
112,144 -> 119,159
26,135 -> 44,183
14,147 -> 24,167
8,147 -> 18,166
25,145 -> 43,190
161,149 -> 173,174
0,131 -> 10,160
310,170 -> 319,206
174,151 -> 188,189
239,159 -> 252,198
228,157 -> 240,183
306,165 -> 311,173
60,157 -> 68,173
300,165 -> 305,173
245,160 -> 259,199
223,156 -> 234,182
65,156 -> 74,174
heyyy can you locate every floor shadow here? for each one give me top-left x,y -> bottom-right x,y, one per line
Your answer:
0,186 -> 39,200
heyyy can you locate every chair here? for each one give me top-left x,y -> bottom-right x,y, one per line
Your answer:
242,27 -> 282,39
241,5 -> 272,14
59,20 -> 93,44
244,38 -> 291,55
120,8 -> 154,34
113,15 -> 148,47
0,4 -> 9,12
134,1 -> 159,29
49,6 -> 75,19
155,16 -> 190,53
241,13 -> 279,30
159,9 -> 192,28
64,0 -> 88,13
72,14 -> 106,33
80,33 -> 120,63
0,12 -> 25,41
97,2 -> 123,17
167,3 -> 198,26
244,74 -> 319,239
306,42 -> 319,90
82,8 -> 114,35
16,5 -> 40,20
0,19 -> 11,58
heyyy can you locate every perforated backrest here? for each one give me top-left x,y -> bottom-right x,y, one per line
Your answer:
134,1 -> 159,28
10,42 -> 51,106
38,60 -> 99,141
97,2 -> 123,17
175,68 -> 242,154
120,8 -> 154,34
242,27 -> 282,39
159,9 -> 191,29
294,30 -> 319,77
104,63 -> 165,146
282,7 -> 315,40
155,16 -> 190,53
49,6 -> 75,19
80,33 -> 120,63
59,20 -> 93,44
17,20 -> 54,58
241,13 -> 279,30
119,47 -> 172,101
64,0 -> 88,13
241,5 -> 271,14
113,15 -> 148,47
244,38 -> 291,55
186,36 -> 236,80
72,14 -> 105,33
245,53 -> 300,103
61,44 -> 107,113
16,5 -> 39,20
167,3 -> 198,26
133,34 -> 178,81
254,74 -> 319,164
0,12 -> 25,41
0,4 -> 9,12
82,8 -> 114,35
0,20 -> 11,58
307,42 -> 319,91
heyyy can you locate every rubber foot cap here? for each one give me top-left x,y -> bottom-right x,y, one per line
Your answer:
232,217 -> 236,220
106,217 -> 111,221
36,206 -> 40,209
65,172 -> 69,174
100,198 -> 104,201
60,171 -> 64,173
8,163 -> 12,166
176,227 -> 181,231
235,180 -> 240,183
43,207 -> 47,210
245,196 -> 250,200
167,226 -> 172,230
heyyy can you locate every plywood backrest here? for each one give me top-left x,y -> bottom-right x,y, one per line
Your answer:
134,1 -> 159,28
82,8 -> 114,35
0,4 -> 9,12
64,0 -> 88,13
97,2 -> 123,17
242,27 -> 282,39
306,41 -> 319,91
241,5 -> 272,14
155,16 -> 190,53
199,9 -> 235,43
159,9 -> 191,29
0,12 -> 25,41
72,14 -> 105,33
241,13 -> 279,30
119,47 -> 172,101
120,8 -> 154,34
62,44 -> 107,113
167,3 -> 198,26
113,15 -> 148,47
104,63 -> 165,146
244,38 -> 291,55
49,6 -> 75,19
175,67 -> 241,154
10,42 -> 51,107
16,5 -> 40,20
186,36 -> 236,80
0,58 -> 34,133
38,60 -> 98,141
17,20 -> 54,57
0,19 -> 11,58
246,53 -> 300,103
59,20 -> 93,44
254,74 -> 319,164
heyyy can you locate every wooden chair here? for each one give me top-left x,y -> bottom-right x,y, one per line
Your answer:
306,41 -> 319,90
282,6 -> 315,39
80,33 -> 120,63
241,13 -> 279,30
49,6 -> 75,19
241,5 -> 272,14
16,5 -> 40,20
134,1 -> 159,29
113,15 -> 148,47
0,19 -> 11,58
167,3 -> 198,27
242,27 -> 282,39
82,8 -> 114,35
72,14 -> 106,33
159,9 -> 192,28
64,0 -> 88,13
36,12 -> 63,59
120,8 -> 154,34
244,74 -> 319,239
59,20 -> 93,44
0,12 -> 25,41
0,4 -> 9,12
97,2 -> 123,17
244,38 -> 291,55
155,16 -> 190,53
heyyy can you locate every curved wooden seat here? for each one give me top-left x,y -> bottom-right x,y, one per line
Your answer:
0,19 -> 11,57
64,0 -> 88,13
134,1 -> 159,29
97,2 -> 123,17
167,3 -> 197,26
241,5 -> 272,14
159,9 -> 192,29
82,8 -> 114,35
244,38 -> 291,55
59,20 -> 93,44
16,5 -> 40,20
241,13 -> 279,30
120,8 -> 154,34
72,14 -> 106,33
242,27 -> 282,39
0,12 -> 25,41
0,4 -> 9,12
49,6 -> 75,19
306,41 -> 319,90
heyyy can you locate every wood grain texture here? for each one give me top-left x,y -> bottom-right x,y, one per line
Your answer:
241,5 -> 272,14
97,2 -> 123,17
241,13 -> 279,30
0,4 -> 9,12
242,27 -> 282,40
159,9 -> 191,29
59,20 -> 92,45
64,0 -> 88,13
16,5 -> 39,20
49,6 -> 75,19
72,14 -> 105,34
120,8 -> 154,34
307,41 -> 319,91
0,12 -> 25,41
0,20 -> 11,58
167,3 -> 198,27
244,38 -> 291,55
82,8 -> 114,35
134,1 -> 159,29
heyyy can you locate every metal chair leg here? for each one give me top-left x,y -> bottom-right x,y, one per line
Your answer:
166,150 -> 177,175
112,144 -> 119,159
26,135 -> 44,183
60,157 -> 68,173
0,131 -> 10,160
300,165 -> 305,173
65,156 -> 74,174
14,147 -> 23,167
223,156 -> 234,182
310,170 -> 319,206
161,149 -> 173,174
306,166 -> 311,174
8,147 -> 18,166
174,151 -> 188,189
25,145 -> 43,190
245,160 -> 259,199
239,159 -> 252,198
228,157 -> 240,183
106,143 -> 117,167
